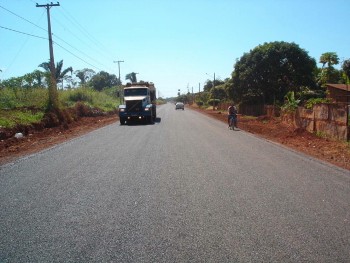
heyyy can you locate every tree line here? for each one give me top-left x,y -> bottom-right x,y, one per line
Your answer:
179,41 -> 350,109
0,61 -> 141,93
1,41 -> 350,111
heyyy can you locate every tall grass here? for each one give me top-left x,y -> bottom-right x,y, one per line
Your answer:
0,87 -> 48,110
0,86 -> 120,128
0,110 -> 44,128
59,87 -> 120,111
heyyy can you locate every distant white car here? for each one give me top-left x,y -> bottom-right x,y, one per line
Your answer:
175,102 -> 184,110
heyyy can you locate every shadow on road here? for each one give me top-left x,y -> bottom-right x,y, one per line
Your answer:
121,117 -> 161,126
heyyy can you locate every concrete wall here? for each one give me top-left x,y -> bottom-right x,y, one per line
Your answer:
282,104 -> 349,141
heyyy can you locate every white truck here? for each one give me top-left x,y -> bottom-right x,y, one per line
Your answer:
118,82 -> 157,125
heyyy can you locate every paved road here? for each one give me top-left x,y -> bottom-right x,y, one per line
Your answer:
1,103 -> 349,262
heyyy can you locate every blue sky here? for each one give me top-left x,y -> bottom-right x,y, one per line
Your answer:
1,0 -> 349,98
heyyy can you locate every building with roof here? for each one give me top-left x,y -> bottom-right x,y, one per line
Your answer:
326,84 -> 350,104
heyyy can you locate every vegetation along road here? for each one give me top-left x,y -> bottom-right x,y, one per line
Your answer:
1,103 -> 349,262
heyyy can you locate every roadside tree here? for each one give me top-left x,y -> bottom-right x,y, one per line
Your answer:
90,71 -> 118,91
203,79 -> 225,92
75,68 -> 96,85
210,86 -> 227,101
125,72 -> 138,83
230,41 -> 316,105
39,60 -> 73,89
317,52 -> 340,86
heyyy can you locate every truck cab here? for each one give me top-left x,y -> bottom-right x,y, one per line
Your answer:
118,82 -> 156,124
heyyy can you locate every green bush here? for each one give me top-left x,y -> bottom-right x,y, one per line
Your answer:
59,87 -> 119,112
60,88 -> 93,105
196,101 -> 204,107
208,99 -> 220,106
297,87 -> 325,102
103,86 -> 119,98
281,91 -> 300,112
0,88 -> 17,109
304,98 -> 333,109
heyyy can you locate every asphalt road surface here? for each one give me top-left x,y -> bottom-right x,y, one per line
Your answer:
1,103 -> 349,262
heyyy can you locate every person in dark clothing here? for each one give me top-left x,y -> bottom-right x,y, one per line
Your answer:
227,104 -> 238,128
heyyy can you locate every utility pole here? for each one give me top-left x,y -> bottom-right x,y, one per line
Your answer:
213,72 -> 216,90
36,2 -> 60,111
192,86 -> 194,105
113,60 -> 124,84
113,60 -> 124,103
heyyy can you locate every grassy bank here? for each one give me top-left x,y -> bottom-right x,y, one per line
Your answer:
0,86 -> 120,129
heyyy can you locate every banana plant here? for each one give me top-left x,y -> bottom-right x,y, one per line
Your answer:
282,91 -> 300,112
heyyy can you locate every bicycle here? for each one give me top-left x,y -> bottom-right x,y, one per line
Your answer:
228,114 -> 237,130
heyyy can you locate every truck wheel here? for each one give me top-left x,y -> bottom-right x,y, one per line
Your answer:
120,118 -> 126,125
147,114 -> 154,124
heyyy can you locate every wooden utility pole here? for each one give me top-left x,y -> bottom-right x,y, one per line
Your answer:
114,60 -> 124,103
36,2 -> 60,111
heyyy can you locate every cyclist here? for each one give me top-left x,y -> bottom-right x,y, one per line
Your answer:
227,103 -> 238,129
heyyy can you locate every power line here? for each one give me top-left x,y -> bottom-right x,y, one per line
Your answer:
1,6 -> 46,77
1,3 -> 111,74
50,18 -> 111,70
59,5 -> 118,62
53,35 -> 108,70
54,41 -> 102,71
0,25 -> 47,39
0,4 -> 47,32
1,24 -> 103,71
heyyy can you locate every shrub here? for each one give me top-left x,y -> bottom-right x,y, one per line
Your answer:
208,99 -> 220,107
196,101 -> 204,107
61,88 -> 93,104
297,87 -> 325,102
304,98 -> 333,109
60,87 -> 119,112
281,91 -> 300,112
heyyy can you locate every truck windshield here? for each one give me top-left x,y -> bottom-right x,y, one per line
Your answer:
124,88 -> 148,96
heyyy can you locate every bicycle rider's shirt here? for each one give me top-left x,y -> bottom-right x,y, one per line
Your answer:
228,106 -> 237,116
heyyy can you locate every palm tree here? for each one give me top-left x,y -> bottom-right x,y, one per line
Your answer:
74,68 -> 95,85
39,60 -> 73,89
125,72 -> 138,83
319,52 -> 339,69
318,52 -> 340,86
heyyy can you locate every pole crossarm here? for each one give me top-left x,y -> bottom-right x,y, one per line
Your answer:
113,60 -> 124,83
36,2 -> 60,8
